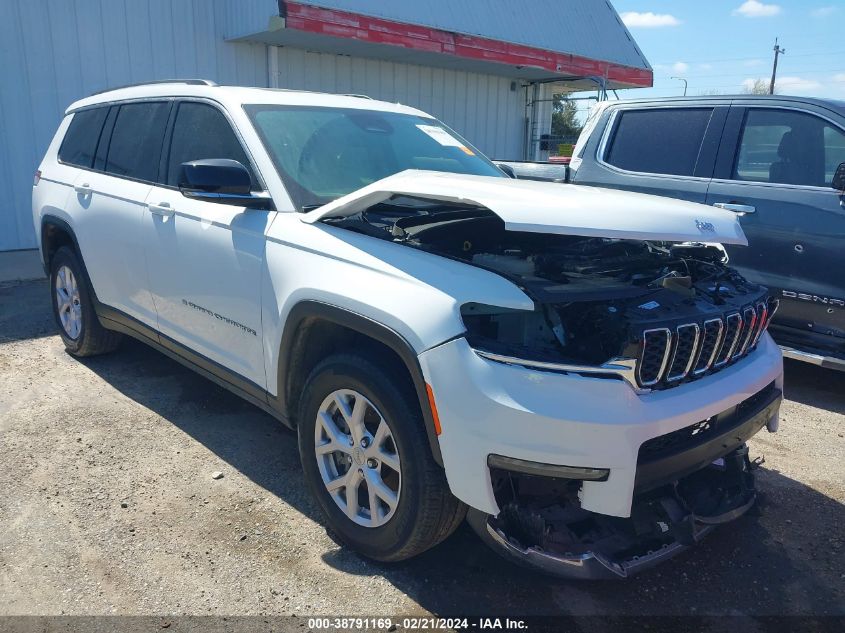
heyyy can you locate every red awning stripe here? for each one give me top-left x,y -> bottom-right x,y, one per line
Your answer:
282,1 -> 653,88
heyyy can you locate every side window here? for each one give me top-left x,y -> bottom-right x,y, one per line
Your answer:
605,108 -> 713,176
105,102 -> 170,182
167,102 -> 254,188
93,107 -> 118,171
824,125 -> 845,185
58,108 -> 109,168
734,108 -> 845,187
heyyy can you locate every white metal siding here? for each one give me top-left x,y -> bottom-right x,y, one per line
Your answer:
0,0 -> 268,252
270,46 -> 526,161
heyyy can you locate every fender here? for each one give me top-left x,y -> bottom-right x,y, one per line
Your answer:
273,300 -> 444,465
40,215 -> 83,276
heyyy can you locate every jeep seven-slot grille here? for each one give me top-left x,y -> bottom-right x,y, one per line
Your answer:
636,297 -> 778,390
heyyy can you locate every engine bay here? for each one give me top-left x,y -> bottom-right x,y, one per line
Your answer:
324,195 -> 770,373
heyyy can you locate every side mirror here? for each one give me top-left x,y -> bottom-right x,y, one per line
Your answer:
833,162 -> 845,192
496,163 -> 517,179
178,159 -> 272,209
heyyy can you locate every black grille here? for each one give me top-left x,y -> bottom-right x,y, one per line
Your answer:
692,319 -> 725,376
666,324 -> 699,381
750,301 -> 768,349
634,299 -> 775,390
736,305 -> 758,357
714,312 -> 742,367
638,328 -> 671,386
692,318 -> 723,375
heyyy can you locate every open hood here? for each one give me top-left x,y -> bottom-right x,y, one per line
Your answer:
301,170 -> 748,246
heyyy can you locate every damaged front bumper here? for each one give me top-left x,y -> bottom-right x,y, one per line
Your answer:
467,384 -> 781,579
468,447 -> 759,580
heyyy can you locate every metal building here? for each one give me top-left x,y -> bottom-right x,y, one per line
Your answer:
0,0 -> 651,252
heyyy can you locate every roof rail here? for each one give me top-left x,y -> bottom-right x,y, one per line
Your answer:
342,93 -> 373,100
90,79 -> 217,96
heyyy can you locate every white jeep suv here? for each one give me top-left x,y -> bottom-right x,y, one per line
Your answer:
33,80 -> 784,579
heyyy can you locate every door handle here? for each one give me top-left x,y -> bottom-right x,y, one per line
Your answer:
713,202 -> 756,215
73,183 -> 91,195
148,202 -> 174,217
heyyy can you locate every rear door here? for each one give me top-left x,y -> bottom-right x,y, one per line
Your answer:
573,103 -> 728,203
63,101 -> 169,327
706,103 -> 845,349
143,99 -> 272,389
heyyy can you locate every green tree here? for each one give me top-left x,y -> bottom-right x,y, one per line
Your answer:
551,96 -> 582,142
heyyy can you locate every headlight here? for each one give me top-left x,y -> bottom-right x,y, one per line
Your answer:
460,302 -> 566,362
461,302 -> 642,391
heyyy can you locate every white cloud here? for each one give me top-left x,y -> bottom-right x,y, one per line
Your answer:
743,59 -> 764,67
672,62 -> 690,74
833,73 -> 845,82
811,6 -> 837,17
742,76 -> 821,94
698,63 -> 713,71
733,1 -> 782,18
620,11 -> 681,28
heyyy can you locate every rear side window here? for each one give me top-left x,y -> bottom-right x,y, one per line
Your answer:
166,102 -> 254,187
605,108 -> 713,176
58,108 -> 109,168
105,102 -> 170,182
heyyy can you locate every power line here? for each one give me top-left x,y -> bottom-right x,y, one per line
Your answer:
650,49 -> 845,65
655,67 -> 845,79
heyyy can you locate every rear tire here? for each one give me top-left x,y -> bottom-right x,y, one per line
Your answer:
297,352 -> 465,561
50,246 -> 122,357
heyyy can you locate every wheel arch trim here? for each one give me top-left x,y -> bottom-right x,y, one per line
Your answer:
274,300 -> 444,466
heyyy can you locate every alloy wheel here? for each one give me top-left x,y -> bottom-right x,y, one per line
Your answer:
314,389 -> 402,527
55,265 -> 82,339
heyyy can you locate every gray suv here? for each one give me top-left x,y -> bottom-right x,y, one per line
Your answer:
570,95 -> 845,370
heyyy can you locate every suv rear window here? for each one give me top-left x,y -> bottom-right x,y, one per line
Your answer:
105,102 -> 170,182
605,108 -> 712,177
58,108 -> 109,168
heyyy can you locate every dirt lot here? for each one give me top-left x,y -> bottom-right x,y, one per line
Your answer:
1,279 -> 843,618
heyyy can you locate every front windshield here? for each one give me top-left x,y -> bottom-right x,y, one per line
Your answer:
245,105 -> 504,210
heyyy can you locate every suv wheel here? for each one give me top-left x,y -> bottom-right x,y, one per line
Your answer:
297,353 -> 465,561
50,246 -> 122,356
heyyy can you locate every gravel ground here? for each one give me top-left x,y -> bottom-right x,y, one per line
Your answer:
1,279 -> 843,618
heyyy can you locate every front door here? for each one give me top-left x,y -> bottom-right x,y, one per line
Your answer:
707,105 -> 845,350
144,100 -> 273,389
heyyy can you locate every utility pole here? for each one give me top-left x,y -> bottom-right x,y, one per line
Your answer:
671,76 -> 688,96
769,38 -> 785,95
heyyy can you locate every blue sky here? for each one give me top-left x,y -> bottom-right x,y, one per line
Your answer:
608,0 -> 844,100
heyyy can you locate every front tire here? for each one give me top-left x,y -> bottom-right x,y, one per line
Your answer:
297,353 -> 465,561
50,246 -> 122,356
